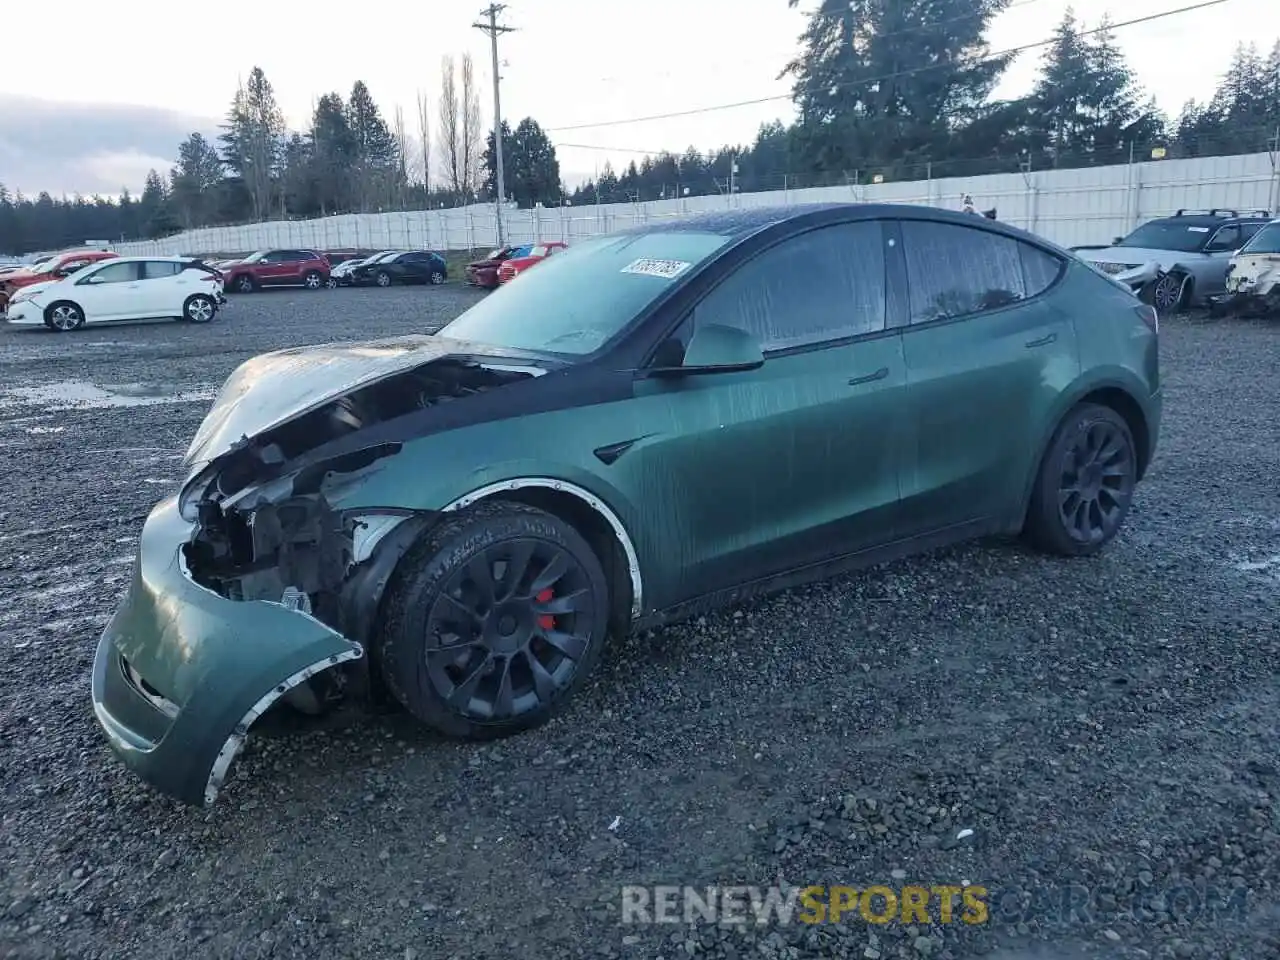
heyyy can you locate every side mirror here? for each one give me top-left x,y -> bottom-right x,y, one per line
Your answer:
83,275 -> 105,284
645,323 -> 765,377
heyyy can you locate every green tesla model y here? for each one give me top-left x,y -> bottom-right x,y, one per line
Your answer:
92,202 -> 1161,805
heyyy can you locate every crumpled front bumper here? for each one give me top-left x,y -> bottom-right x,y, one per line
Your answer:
91,495 -> 362,806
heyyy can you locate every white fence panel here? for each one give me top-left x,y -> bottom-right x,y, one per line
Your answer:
112,151 -> 1280,257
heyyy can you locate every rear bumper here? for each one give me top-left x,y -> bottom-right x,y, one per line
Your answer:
91,495 -> 362,806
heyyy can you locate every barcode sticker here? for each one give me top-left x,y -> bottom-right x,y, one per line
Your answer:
621,258 -> 692,279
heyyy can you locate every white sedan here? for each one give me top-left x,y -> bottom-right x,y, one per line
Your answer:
4,256 -> 225,332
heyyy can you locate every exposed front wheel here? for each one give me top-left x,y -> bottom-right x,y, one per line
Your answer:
376,271 -> 392,287
378,502 -> 610,739
325,276 -> 339,289
183,294 -> 217,323
1025,403 -> 1138,556
44,301 -> 85,332
1151,272 -> 1187,313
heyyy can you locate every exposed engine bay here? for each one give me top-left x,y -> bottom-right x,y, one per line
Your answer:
180,356 -> 538,710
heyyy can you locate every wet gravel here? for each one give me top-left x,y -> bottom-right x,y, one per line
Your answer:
0,290 -> 1277,960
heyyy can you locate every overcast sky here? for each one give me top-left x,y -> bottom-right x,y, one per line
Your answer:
1,0 -> 1277,198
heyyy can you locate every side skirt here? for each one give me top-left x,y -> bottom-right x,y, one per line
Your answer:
634,517 -> 998,631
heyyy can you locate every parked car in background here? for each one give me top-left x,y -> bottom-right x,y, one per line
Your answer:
497,241 -> 568,284
1209,219 -> 1280,317
222,249 -> 330,293
464,244 -> 530,288
0,249 -> 119,312
4,256 -> 223,331
90,202 -> 1161,806
1074,209 -> 1272,312
350,250 -> 448,287
329,254 -> 383,288
330,250 -> 400,287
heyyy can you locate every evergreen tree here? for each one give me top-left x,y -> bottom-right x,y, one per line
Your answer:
220,67 -> 285,220
169,133 -> 225,228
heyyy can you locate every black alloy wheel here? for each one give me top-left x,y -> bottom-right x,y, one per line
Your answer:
1026,403 -> 1137,556
379,502 -> 610,738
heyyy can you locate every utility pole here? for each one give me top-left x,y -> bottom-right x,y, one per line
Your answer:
474,3 -> 515,245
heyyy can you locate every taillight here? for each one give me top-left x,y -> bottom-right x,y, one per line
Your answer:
1134,304 -> 1158,334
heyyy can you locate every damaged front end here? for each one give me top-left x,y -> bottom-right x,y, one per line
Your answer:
92,336 -> 546,806
1208,254 -> 1280,318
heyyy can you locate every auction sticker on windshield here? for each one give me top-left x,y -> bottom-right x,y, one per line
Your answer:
621,258 -> 692,279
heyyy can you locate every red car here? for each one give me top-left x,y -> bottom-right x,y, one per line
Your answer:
222,249 -> 331,293
464,244 -> 531,289
496,242 -> 569,284
0,250 -> 118,311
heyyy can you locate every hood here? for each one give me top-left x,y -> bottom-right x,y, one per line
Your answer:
184,333 -> 561,469
1077,246 -> 1202,269
11,279 -> 57,299
0,267 -> 37,284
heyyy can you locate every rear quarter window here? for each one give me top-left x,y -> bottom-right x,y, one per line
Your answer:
1019,244 -> 1064,297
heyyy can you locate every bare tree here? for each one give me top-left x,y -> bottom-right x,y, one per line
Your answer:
460,52 -> 484,197
437,55 -> 463,196
416,89 -> 431,195
392,105 -> 411,208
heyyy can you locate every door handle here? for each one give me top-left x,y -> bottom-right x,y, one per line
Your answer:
1025,333 -> 1056,348
848,367 -> 889,386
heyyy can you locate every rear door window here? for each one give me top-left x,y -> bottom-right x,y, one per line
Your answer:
142,260 -> 183,280
899,220 -> 1029,323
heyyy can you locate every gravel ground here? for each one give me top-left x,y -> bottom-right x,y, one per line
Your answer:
0,289 -> 1277,960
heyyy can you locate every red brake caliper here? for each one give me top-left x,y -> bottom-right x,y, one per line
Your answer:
535,588 -> 555,631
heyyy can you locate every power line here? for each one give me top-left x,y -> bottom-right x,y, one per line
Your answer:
545,0 -> 1239,133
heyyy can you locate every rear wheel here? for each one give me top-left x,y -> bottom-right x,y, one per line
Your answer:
44,301 -> 85,332
1025,403 -> 1137,556
183,294 -> 216,323
429,269 -> 446,285
379,502 -> 610,739
233,274 -> 255,294
303,270 -> 323,290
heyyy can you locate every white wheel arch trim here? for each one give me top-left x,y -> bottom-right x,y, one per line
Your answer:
442,478 -> 644,619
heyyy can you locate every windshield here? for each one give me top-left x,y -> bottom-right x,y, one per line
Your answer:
1116,221 -> 1213,253
439,231 -> 732,356
240,250 -> 269,264
1240,222 -> 1280,255
484,247 -> 509,260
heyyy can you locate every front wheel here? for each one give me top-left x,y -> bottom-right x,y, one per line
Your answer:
1151,272 -> 1187,313
378,502 -> 610,739
183,294 -> 217,323
325,276 -> 339,289
1024,403 -> 1137,557
44,301 -> 85,332
375,271 -> 392,288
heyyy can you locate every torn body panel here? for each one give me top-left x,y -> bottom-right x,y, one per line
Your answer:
1210,253 -> 1280,317
91,495 -> 363,807
95,342 -> 560,806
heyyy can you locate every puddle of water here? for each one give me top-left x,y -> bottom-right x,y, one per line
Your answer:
25,425 -> 65,435
0,380 -> 216,411
1237,555 -> 1280,574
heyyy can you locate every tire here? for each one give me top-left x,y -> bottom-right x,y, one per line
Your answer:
183,293 -> 217,324
1024,403 -> 1138,557
375,271 -> 392,288
325,276 -> 339,289
1151,272 -> 1188,314
44,301 -> 85,332
233,274 -> 255,294
429,269 -> 446,285
303,270 -> 324,290
379,501 -> 610,739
